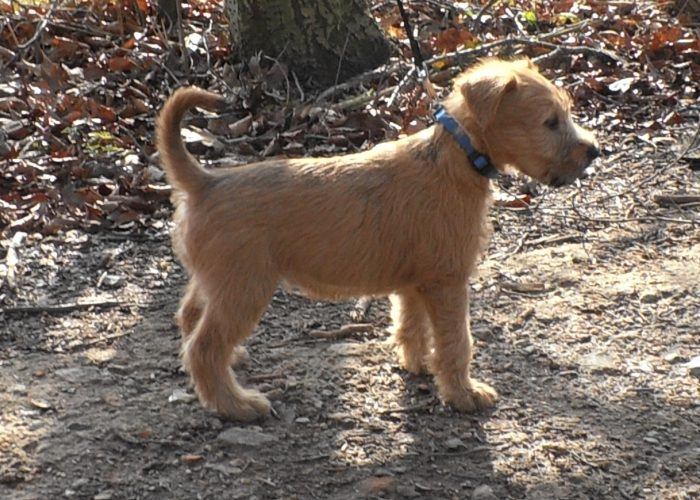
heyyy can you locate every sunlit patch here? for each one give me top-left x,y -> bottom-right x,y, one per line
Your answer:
326,340 -> 420,468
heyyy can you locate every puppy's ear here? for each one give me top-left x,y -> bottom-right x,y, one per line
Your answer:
458,71 -> 518,128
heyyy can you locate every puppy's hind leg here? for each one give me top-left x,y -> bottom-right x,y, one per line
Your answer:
177,279 -> 249,366
390,289 -> 432,374
177,278 -> 205,339
182,262 -> 276,422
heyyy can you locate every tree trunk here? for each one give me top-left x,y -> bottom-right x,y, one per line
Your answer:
225,0 -> 392,86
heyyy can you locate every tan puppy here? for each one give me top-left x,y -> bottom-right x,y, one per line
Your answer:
156,58 -> 598,421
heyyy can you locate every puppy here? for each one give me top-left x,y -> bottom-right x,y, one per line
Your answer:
156,58 -> 599,421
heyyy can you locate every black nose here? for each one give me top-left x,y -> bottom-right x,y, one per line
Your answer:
587,144 -> 600,161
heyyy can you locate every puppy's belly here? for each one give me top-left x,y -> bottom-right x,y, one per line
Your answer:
280,274 -> 402,300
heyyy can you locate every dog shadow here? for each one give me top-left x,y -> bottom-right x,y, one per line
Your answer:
5,235 -> 694,499
224,284 -> 696,499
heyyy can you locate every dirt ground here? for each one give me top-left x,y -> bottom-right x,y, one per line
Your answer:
2,125 -> 700,499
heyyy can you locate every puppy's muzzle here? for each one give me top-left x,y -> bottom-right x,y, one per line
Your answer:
548,142 -> 600,187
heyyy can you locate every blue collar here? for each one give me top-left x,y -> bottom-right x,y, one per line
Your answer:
433,105 -> 499,179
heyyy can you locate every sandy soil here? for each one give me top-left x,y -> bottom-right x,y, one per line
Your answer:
2,133 -> 699,500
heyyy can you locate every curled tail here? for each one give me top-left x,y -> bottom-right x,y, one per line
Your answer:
156,86 -> 226,195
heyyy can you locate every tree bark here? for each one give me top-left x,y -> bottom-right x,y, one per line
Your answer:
225,0 -> 392,86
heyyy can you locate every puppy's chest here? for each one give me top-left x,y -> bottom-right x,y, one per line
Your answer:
404,201 -> 488,270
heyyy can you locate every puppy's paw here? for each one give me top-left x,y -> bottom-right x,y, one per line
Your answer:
216,388 -> 271,422
439,378 -> 498,412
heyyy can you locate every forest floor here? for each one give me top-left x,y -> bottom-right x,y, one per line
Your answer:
2,132 -> 699,500
2,1 -> 700,499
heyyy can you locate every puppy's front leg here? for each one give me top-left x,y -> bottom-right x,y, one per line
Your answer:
419,284 -> 497,412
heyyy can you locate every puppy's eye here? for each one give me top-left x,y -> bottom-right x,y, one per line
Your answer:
545,116 -> 559,130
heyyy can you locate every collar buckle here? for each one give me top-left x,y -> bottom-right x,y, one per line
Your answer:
433,105 -> 498,179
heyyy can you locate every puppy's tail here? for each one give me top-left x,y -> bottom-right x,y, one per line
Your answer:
156,86 -> 225,195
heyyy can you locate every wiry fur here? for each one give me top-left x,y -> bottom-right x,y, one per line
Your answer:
156,59 -> 598,421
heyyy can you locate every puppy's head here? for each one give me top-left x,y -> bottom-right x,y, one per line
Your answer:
453,59 -> 599,186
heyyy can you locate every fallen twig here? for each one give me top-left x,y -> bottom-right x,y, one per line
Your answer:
6,0 -> 60,67
653,193 -> 700,207
308,323 -> 373,340
501,281 -> 548,294
427,36 -> 621,67
1,300 -> 122,316
315,61 -> 406,103
539,19 -> 591,40
525,233 -> 581,248
335,87 -> 394,111
247,370 -> 285,382
293,453 -> 331,463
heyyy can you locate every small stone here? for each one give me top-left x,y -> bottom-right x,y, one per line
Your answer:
445,437 -> 466,450
108,364 -> 130,375
359,476 -> 395,495
396,484 -> 419,498
579,352 -> 619,373
472,484 -> 498,500
639,290 -> 660,303
94,490 -> 115,500
123,153 -> 140,166
328,412 -> 352,421
180,454 -> 204,465
295,417 -> 310,424
328,342 -> 364,356
217,427 -> 278,447
29,399 -> 52,410
522,345 -> 537,356
265,388 -> 285,401
55,366 -> 102,385
71,478 -> 89,488
662,346 -> 686,363
636,360 -> 653,373
206,462 -> 243,475
168,389 -> 196,404
10,384 -> 27,394
144,165 -> 166,182
99,273 -> 124,289
687,356 -> 700,379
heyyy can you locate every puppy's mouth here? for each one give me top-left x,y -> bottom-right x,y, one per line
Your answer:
546,164 -> 596,188
546,166 -> 595,187
546,143 -> 600,187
